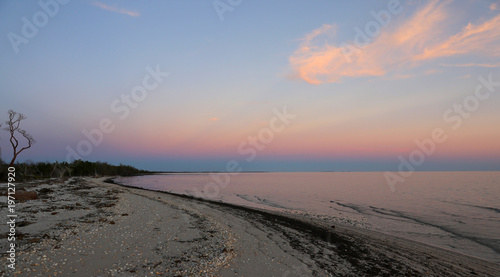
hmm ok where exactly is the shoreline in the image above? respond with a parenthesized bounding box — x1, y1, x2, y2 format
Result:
(108, 176, 500, 263)
(107, 178, 500, 274)
(2, 177, 500, 276)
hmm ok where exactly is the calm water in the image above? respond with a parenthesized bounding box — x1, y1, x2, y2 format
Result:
(114, 172, 500, 263)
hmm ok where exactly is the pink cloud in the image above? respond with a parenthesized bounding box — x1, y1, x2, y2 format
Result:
(414, 13, 500, 60)
(289, 0, 500, 84)
(440, 62, 500, 68)
(93, 1, 140, 17)
(208, 117, 219, 121)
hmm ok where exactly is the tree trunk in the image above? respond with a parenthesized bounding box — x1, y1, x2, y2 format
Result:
(9, 153, 18, 168)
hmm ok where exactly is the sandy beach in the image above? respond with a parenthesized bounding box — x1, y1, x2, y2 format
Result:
(1, 177, 500, 276)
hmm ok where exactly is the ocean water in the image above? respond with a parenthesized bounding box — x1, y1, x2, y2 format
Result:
(114, 171, 500, 263)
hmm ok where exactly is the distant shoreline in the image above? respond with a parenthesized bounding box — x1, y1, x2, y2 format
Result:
(144, 170, 500, 174)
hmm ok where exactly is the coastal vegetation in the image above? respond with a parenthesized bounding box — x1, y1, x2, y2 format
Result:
(0, 159, 148, 181)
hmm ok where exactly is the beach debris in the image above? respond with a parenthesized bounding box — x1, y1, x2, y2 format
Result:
(15, 190, 38, 200)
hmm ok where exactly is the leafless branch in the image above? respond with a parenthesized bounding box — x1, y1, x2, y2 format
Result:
(4, 110, 35, 167)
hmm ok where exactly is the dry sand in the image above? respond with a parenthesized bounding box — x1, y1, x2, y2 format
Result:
(1, 177, 500, 276)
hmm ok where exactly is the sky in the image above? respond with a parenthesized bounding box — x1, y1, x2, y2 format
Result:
(1, 0, 499, 172)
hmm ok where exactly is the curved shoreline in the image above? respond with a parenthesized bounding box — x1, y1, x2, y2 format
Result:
(3, 177, 499, 276)
(107, 177, 500, 276)
(111, 172, 500, 264)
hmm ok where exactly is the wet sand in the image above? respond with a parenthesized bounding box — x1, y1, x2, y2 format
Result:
(1, 177, 499, 276)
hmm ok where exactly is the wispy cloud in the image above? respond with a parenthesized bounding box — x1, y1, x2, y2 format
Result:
(414, 13, 500, 60)
(93, 1, 140, 17)
(208, 117, 219, 121)
(440, 62, 500, 68)
(288, 0, 500, 84)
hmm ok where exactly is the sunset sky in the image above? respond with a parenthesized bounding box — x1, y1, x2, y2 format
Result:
(1, 0, 499, 171)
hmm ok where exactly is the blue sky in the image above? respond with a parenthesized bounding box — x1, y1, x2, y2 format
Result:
(1, 0, 499, 172)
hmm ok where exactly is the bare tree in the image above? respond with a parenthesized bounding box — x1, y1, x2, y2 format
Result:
(4, 110, 36, 167)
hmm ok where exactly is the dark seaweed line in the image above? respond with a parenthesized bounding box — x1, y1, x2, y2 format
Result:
(105, 178, 415, 275)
